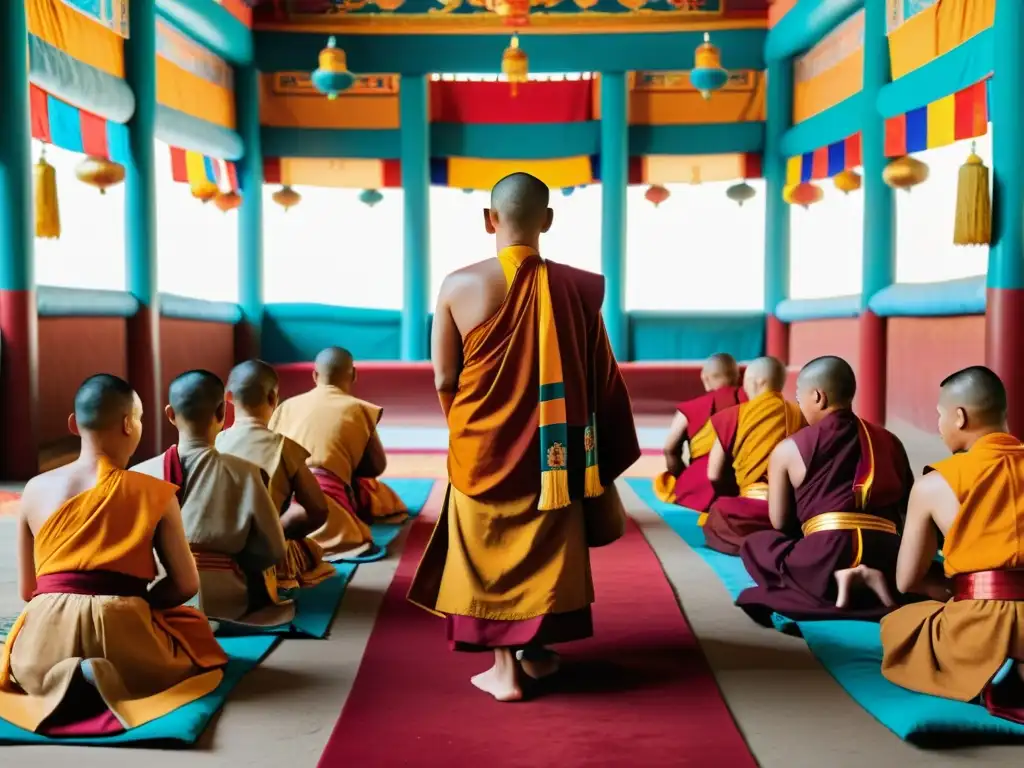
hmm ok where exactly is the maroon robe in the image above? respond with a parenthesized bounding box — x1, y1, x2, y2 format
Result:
(736, 409, 913, 626)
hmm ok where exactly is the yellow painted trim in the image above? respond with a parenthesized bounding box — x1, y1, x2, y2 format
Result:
(157, 57, 236, 129)
(260, 75, 400, 129)
(792, 51, 863, 124)
(27, 0, 124, 78)
(888, 0, 994, 80)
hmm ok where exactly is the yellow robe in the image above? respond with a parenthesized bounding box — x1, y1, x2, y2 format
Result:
(0, 458, 227, 732)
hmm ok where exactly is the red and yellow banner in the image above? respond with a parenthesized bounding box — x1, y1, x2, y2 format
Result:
(786, 134, 862, 183)
(883, 79, 988, 157)
(169, 147, 239, 192)
(430, 79, 594, 124)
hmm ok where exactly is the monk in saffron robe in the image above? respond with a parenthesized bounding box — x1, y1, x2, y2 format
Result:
(0, 374, 226, 735)
(216, 360, 336, 591)
(702, 356, 805, 555)
(269, 347, 407, 561)
(135, 370, 293, 627)
(882, 366, 1024, 723)
(408, 172, 640, 702)
(654, 352, 746, 511)
(736, 356, 913, 625)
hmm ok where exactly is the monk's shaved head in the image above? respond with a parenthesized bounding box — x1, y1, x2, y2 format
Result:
(75, 374, 136, 431)
(314, 346, 354, 387)
(798, 356, 857, 408)
(226, 359, 279, 409)
(702, 353, 739, 389)
(743, 356, 787, 392)
(168, 370, 225, 425)
(489, 172, 551, 231)
(939, 366, 1007, 427)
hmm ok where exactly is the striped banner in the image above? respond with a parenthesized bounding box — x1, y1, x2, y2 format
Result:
(169, 147, 239, 192)
(786, 133, 862, 183)
(156, 19, 233, 90)
(29, 84, 128, 162)
(883, 78, 988, 157)
(59, 0, 129, 38)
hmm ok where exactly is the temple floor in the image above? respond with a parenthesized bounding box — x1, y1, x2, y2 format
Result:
(0, 421, 1013, 765)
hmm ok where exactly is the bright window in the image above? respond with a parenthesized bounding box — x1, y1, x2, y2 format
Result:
(263, 186, 404, 309)
(625, 181, 765, 311)
(789, 179, 863, 299)
(154, 141, 238, 302)
(33, 140, 125, 290)
(895, 133, 990, 284)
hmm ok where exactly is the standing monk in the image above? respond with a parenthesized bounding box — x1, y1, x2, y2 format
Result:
(269, 347, 407, 562)
(736, 357, 913, 625)
(654, 353, 746, 511)
(408, 172, 640, 702)
(0, 375, 226, 735)
(702, 356, 804, 555)
(882, 367, 1024, 723)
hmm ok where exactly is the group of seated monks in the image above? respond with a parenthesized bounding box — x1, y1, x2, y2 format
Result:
(0, 347, 405, 734)
(657, 353, 1024, 723)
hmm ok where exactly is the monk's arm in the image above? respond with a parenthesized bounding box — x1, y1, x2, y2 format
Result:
(431, 277, 462, 419)
(150, 496, 201, 608)
(354, 430, 387, 478)
(767, 440, 799, 531)
(16, 509, 36, 602)
(895, 475, 948, 598)
(663, 412, 689, 476)
(283, 464, 329, 538)
(706, 438, 728, 486)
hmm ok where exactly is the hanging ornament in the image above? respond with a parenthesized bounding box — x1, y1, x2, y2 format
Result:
(953, 142, 991, 246)
(645, 184, 670, 207)
(359, 188, 384, 207)
(562, 186, 575, 197)
(34, 150, 60, 239)
(312, 36, 355, 100)
(190, 179, 219, 203)
(75, 156, 125, 195)
(502, 33, 529, 97)
(832, 169, 862, 195)
(214, 190, 242, 213)
(883, 155, 929, 192)
(690, 32, 729, 100)
(782, 183, 797, 204)
(787, 182, 823, 209)
(725, 181, 756, 206)
(487, 0, 530, 26)
(272, 185, 302, 212)
(463, 188, 475, 194)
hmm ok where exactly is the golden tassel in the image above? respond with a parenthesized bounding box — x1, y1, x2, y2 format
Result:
(697, 512, 709, 527)
(34, 151, 60, 240)
(953, 142, 991, 246)
(585, 464, 604, 498)
(538, 469, 570, 511)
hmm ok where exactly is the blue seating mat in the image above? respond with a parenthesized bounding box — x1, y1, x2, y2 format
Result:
(334, 478, 436, 564)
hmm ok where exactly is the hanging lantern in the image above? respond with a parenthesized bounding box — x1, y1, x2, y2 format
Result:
(883, 155, 929, 192)
(689, 32, 729, 100)
(190, 179, 219, 203)
(833, 169, 862, 195)
(75, 156, 125, 195)
(359, 188, 384, 207)
(645, 184, 670, 207)
(34, 151, 60, 239)
(311, 36, 355, 100)
(214, 190, 242, 213)
(562, 186, 575, 197)
(463, 188, 475, 195)
(502, 33, 528, 97)
(787, 182, 823, 209)
(725, 181, 756, 207)
(953, 142, 991, 246)
(272, 185, 302, 212)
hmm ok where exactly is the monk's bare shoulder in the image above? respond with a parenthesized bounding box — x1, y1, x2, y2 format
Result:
(439, 259, 503, 300)
(440, 259, 507, 334)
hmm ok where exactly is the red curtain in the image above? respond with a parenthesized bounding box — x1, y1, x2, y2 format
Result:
(430, 79, 594, 124)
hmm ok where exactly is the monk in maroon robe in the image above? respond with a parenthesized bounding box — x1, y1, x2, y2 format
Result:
(736, 356, 913, 626)
(653, 353, 746, 511)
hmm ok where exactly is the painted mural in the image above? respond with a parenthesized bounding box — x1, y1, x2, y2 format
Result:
(59, 0, 129, 36)
(253, 0, 728, 20)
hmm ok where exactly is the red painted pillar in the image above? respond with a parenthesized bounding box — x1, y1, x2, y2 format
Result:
(765, 314, 789, 364)
(986, 289, 1024, 437)
(233, 320, 259, 364)
(857, 309, 887, 425)
(0, 292, 39, 479)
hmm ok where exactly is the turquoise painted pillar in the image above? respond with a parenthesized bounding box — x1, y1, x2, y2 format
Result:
(987, 0, 1024, 437)
(764, 59, 793, 362)
(600, 71, 628, 360)
(236, 64, 263, 363)
(0, 1, 39, 480)
(858, 0, 895, 425)
(400, 73, 430, 361)
(124, 1, 162, 456)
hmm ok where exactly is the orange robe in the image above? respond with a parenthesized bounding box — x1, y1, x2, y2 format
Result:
(653, 386, 747, 512)
(408, 246, 640, 650)
(881, 433, 1024, 723)
(702, 390, 805, 555)
(0, 458, 227, 735)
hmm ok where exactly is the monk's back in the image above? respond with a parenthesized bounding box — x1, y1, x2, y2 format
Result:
(446, 258, 510, 338)
(21, 463, 111, 535)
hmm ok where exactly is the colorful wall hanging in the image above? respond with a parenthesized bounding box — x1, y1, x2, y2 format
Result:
(599, 71, 766, 126)
(793, 8, 863, 124)
(883, 78, 988, 157)
(30, 84, 129, 163)
(786, 133, 862, 184)
(168, 146, 240, 194)
(887, 0, 992, 79)
(430, 78, 593, 124)
(30, 0, 125, 78)
(157, 18, 235, 129)
(59, 0, 128, 37)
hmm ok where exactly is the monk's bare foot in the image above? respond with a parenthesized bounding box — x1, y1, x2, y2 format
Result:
(516, 648, 561, 680)
(835, 565, 896, 609)
(470, 649, 522, 702)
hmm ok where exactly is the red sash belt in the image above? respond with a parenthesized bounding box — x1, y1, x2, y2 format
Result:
(191, 549, 243, 578)
(953, 570, 1024, 601)
(33, 570, 149, 599)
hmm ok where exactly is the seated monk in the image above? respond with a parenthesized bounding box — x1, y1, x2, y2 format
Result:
(0, 375, 226, 734)
(269, 346, 407, 561)
(134, 370, 293, 627)
(654, 352, 746, 511)
(216, 360, 336, 592)
(408, 172, 640, 702)
(702, 356, 805, 555)
(736, 356, 913, 626)
(882, 366, 1024, 723)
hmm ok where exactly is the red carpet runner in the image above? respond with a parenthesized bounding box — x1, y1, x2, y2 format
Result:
(319, 498, 756, 767)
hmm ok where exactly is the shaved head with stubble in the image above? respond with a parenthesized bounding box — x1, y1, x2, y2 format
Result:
(742, 356, 787, 399)
(937, 365, 1008, 452)
(314, 346, 355, 389)
(701, 353, 739, 390)
(795, 355, 856, 425)
(485, 173, 553, 239)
